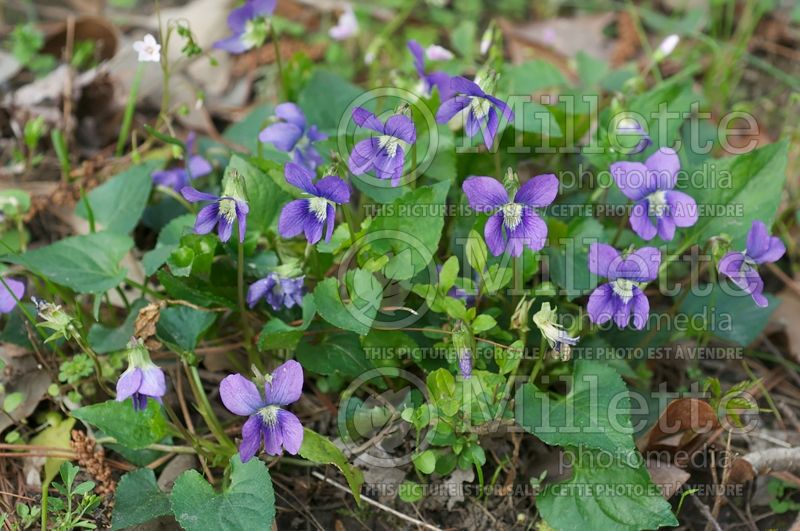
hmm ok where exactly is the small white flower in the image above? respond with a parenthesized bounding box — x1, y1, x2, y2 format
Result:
(329, 6, 358, 41)
(133, 34, 161, 63)
(655, 34, 680, 60)
(425, 44, 454, 61)
(364, 50, 375, 65)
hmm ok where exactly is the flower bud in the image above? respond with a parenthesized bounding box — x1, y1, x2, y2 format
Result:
(33, 298, 78, 343)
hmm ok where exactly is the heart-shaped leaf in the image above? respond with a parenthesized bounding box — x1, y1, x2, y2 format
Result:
(170, 454, 275, 531)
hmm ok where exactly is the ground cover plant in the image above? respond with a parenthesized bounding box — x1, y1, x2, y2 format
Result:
(1, 0, 800, 529)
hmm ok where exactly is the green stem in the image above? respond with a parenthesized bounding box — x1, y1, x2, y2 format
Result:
(529, 334, 547, 383)
(95, 437, 196, 454)
(156, 185, 196, 212)
(410, 142, 417, 188)
(116, 63, 143, 157)
(271, 26, 285, 99)
(75, 336, 114, 397)
(125, 277, 162, 299)
(237, 240, 258, 368)
(342, 204, 358, 247)
(186, 363, 236, 452)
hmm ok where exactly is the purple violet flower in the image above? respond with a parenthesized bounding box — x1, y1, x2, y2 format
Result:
(458, 348, 472, 379)
(347, 108, 416, 186)
(587, 244, 661, 329)
(718, 220, 786, 307)
(116, 338, 166, 411)
(151, 133, 212, 191)
(615, 117, 652, 155)
(462, 174, 558, 257)
(258, 103, 328, 171)
(181, 187, 249, 243)
(247, 273, 305, 311)
(611, 147, 698, 241)
(436, 74, 513, 150)
(0, 278, 24, 314)
(407, 40, 453, 100)
(214, 0, 275, 54)
(220, 360, 304, 461)
(278, 163, 350, 244)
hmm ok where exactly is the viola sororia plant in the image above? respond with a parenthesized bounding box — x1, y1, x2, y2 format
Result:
(1, 2, 797, 530)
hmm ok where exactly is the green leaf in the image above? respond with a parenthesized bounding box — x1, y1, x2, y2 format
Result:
(500, 60, 567, 94)
(545, 218, 604, 301)
(438, 256, 459, 293)
(75, 161, 160, 234)
(366, 182, 449, 280)
(576, 51, 609, 87)
(685, 140, 789, 248)
(412, 450, 436, 475)
(258, 294, 316, 351)
(222, 104, 282, 155)
(298, 70, 364, 132)
(8, 232, 132, 294)
(313, 269, 383, 335)
(2, 392, 23, 413)
(516, 360, 637, 461)
(465, 229, 488, 275)
(299, 428, 363, 505)
(31, 417, 75, 485)
(88, 299, 149, 354)
(538, 452, 677, 531)
(72, 399, 168, 450)
(471, 314, 497, 333)
(157, 270, 236, 309)
(142, 214, 195, 276)
(510, 100, 563, 136)
(230, 155, 290, 235)
(170, 454, 275, 531)
(679, 284, 777, 346)
(156, 305, 217, 353)
(296, 333, 375, 377)
(111, 469, 171, 530)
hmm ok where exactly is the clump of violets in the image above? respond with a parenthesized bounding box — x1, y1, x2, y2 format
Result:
(0, 277, 24, 314)
(214, 0, 275, 54)
(181, 173, 249, 243)
(116, 338, 166, 412)
(258, 103, 327, 171)
(278, 163, 350, 244)
(348, 107, 416, 186)
(220, 360, 304, 461)
(407, 40, 453, 100)
(611, 147, 697, 241)
(718, 220, 786, 307)
(247, 272, 305, 311)
(587, 244, 661, 329)
(436, 71, 513, 149)
(533, 302, 579, 361)
(151, 133, 212, 191)
(462, 169, 558, 257)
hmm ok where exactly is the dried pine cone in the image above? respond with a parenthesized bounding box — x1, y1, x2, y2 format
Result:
(70, 430, 116, 497)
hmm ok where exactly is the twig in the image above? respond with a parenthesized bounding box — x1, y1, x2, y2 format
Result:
(708, 431, 733, 530)
(734, 447, 800, 479)
(691, 495, 723, 531)
(311, 471, 444, 531)
(767, 262, 800, 298)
